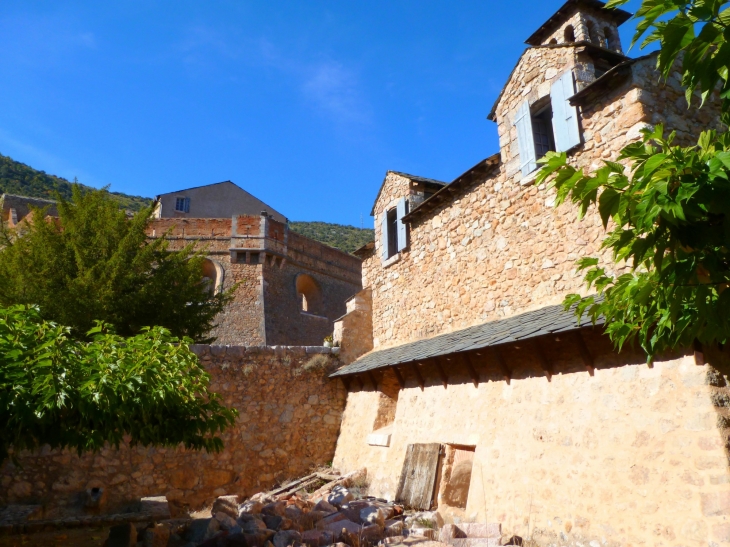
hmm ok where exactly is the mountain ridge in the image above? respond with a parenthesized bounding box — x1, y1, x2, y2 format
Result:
(0, 153, 374, 254)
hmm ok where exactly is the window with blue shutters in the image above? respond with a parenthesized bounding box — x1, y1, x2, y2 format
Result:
(381, 197, 409, 263)
(514, 70, 581, 177)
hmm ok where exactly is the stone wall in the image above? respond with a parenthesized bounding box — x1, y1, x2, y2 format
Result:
(147, 216, 361, 346)
(333, 335, 730, 547)
(0, 345, 346, 516)
(363, 49, 723, 350)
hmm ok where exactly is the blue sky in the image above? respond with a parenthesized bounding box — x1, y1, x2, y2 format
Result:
(0, 0, 647, 226)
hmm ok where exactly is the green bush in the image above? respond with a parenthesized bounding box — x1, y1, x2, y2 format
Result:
(0, 304, 237, 463)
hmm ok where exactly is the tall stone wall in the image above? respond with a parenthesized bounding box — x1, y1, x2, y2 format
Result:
(0, 345, 346, 516)
(333, 335, 730, 547)
(147, 216, 361, 346)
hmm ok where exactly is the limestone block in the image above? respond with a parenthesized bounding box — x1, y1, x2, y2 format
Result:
(360, 506, 385, 527)
(212, 495, 240, 520)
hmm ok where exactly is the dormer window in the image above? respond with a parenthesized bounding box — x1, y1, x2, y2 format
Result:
(381, 197, 409, 262)
(175, 197, 190, 213)
(514, 71, 581, 177)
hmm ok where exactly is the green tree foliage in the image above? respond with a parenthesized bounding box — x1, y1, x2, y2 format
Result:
(289, 221, 374, 253)
(0, 153, 150, 212)
(537, 0, 730, 359)
(0, 304, 236, 463)
(0, 185, 231, 342)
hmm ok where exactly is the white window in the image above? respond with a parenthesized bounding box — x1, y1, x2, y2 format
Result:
(381, 197, 409, 262)
(514, 71, 581, 177)
(175, 197, 190, 213)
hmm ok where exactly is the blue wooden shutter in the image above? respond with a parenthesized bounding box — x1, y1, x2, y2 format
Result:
(184, 197, 191, 213)
(381, 211, 389, 261)
(551, 71, 581, 152)
(515, 101, 537, 177)
(397, 198, 408, 252)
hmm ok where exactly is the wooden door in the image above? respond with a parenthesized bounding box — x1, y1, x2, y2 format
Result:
(395, 443, 442, 510)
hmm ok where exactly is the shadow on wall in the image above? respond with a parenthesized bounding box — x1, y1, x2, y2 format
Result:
(296, 274, 322, 316)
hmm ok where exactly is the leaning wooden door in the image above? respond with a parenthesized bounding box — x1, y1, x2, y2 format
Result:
(395, 443, 441, 510)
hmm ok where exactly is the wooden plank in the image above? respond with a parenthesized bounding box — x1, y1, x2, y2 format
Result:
(433, 359, 449, 389)
(395, 443, 442, 510)
(410, 363, 425, 390)
(269, 473, 318, 496)
(392, 367, 406, 389)
(574, 331, 595, 376)
(461, 353, 480, 387)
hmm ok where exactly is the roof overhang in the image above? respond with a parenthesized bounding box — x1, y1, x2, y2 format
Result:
(369, 171, 447, 217)
(403, 154, 501, 223)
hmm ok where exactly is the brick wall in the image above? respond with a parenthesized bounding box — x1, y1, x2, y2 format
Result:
(0, 346, 346, 516)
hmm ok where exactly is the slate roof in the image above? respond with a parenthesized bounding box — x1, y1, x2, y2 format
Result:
(330, 302, 603, 377)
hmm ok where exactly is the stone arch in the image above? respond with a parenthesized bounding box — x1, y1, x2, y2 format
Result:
(296, 273, 323, 315)
(564, 25, 575, 43)
(202, 258, 224, 295)
(604, 26, 618, 50)
(549, 38, 558, 45)
(585, 20, 597, 44)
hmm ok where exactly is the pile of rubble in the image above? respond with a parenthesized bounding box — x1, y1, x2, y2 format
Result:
(167, 470, 492, 547)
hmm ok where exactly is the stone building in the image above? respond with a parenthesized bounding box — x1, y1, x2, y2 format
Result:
(148, 213, 362, 346)
(152, 180, 287, 224)
(0, 193, 58, 227)
(330, 1, 730, 545)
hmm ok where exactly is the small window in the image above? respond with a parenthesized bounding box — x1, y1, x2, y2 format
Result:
(175, 197, 190, 213)
(564, 25, 575, 43)
(531, 103, 556, 159)
(386, 208, 398, 258)
(549, 38, 558, 45)
(604, 27, 618, 50)
(585, 20, 597, 44)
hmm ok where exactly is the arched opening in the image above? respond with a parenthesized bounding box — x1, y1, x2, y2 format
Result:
(549, 38, 558, 45)
(296, 274, 322, 315)
(604, 27, 618, 50)
(585, 21, 597, 44)
(202, 259, 224, 296)
(564, 25, 575, 43)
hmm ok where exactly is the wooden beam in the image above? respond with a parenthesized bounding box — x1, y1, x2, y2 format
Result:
(492, 347, 511, 384)
(574, 331, 595, 376)
(340, 376, 351, 391)
(410, 362, 425, 390)
(392, 366, 406, 389)
(531, 340, 552, 382)
(694, 340, 705, 366)
(433, 359, 449, 389)
(461, 353, 480, 388)
(367, 370, 379, 390)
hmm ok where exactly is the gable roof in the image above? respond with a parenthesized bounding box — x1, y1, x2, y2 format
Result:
(525, 0, 632, 46)
(486, 42, 629, 122)
(403, 154, 501, 223)
(331, 301, 603, 378)
(155, 180, 286, 222)
(369, 171, 448, 217)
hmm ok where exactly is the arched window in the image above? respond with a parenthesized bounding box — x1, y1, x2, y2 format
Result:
(202, 259, 224, 296)
(564, 25, 575, 43)
(549, 38, 558, 45)
(604, 27, 618, 50)
(296, 274, 322, 315)
(585, 21, 597, 44)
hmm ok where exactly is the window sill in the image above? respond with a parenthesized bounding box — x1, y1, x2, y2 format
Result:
(382, 253, 402, 269)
